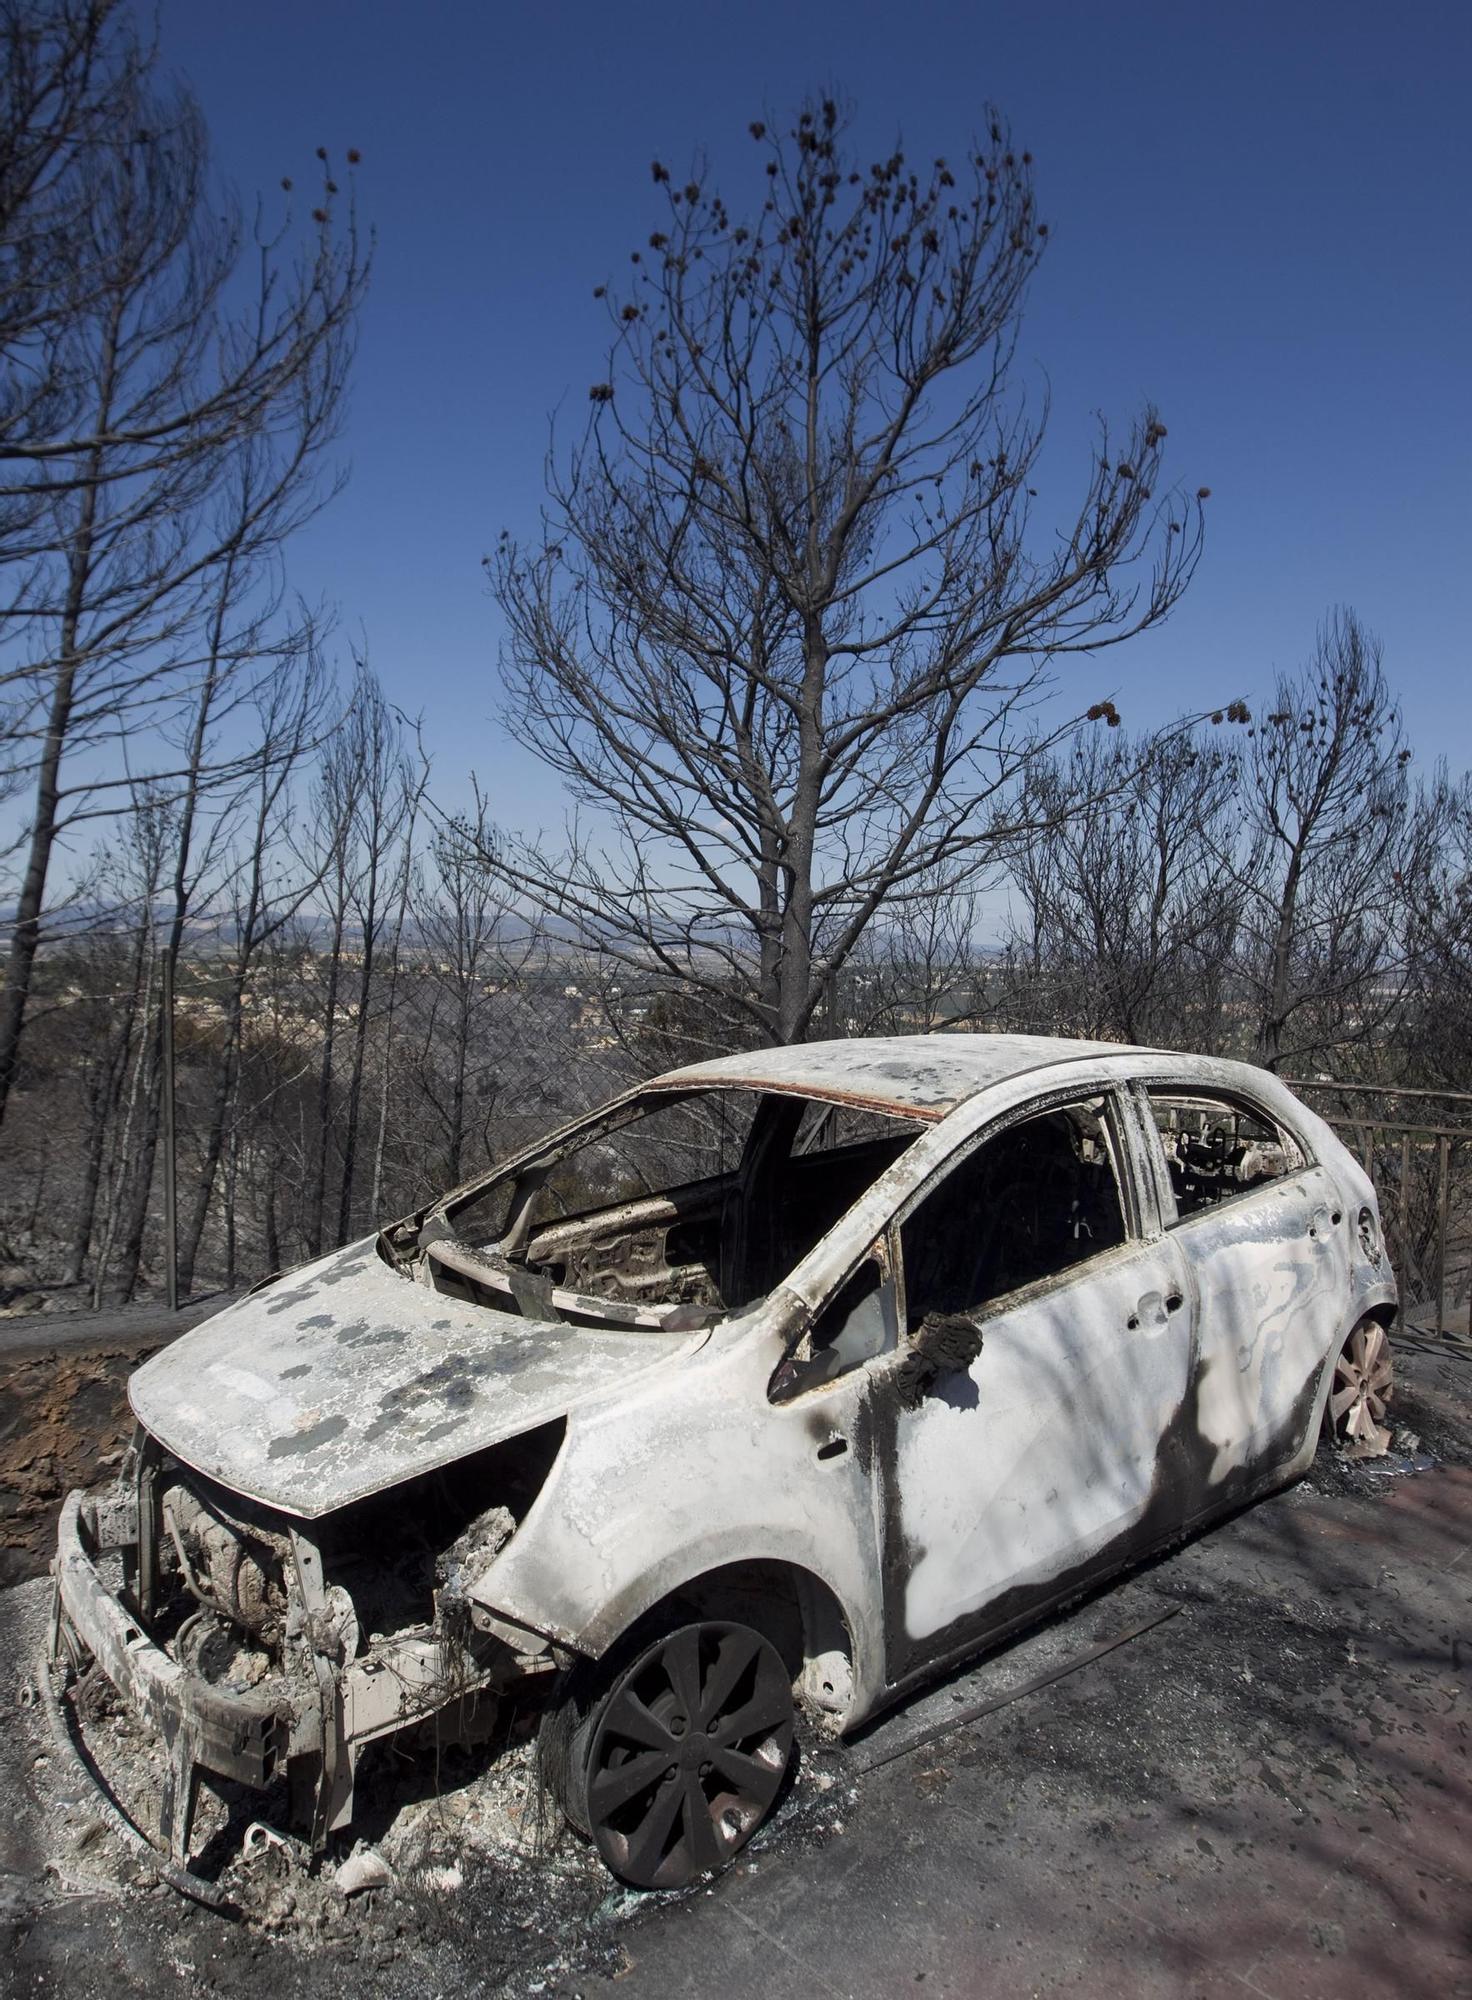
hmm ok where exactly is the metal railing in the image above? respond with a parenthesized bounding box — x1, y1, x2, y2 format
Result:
(1287, 1079, 1472, 1340)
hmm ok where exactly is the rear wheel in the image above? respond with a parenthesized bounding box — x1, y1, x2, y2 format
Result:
(1325, 1320, 1395, 1457)
(545, 1618, 795, 1889)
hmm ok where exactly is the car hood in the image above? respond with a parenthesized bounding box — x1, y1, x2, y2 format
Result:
(128, 1238, 693, 1517)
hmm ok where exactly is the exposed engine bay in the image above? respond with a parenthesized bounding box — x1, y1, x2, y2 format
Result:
(52, 1422, 567, 1864)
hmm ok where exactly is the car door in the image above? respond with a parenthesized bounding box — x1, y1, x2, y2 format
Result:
(876, 1085, 1196, 1685)
(1135, 1081, 1350, 1498)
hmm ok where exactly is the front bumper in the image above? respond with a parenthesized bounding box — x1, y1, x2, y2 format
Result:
(51, 1488, 305, 1860)
(51, 1480, 529, 1869)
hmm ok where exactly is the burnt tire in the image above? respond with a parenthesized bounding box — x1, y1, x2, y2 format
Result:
(540, 1618, 795, 1890)
(1321, 1318, 1395, 1457)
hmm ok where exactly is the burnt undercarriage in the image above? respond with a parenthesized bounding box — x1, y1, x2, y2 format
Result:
(50, 1426, 565, 1869)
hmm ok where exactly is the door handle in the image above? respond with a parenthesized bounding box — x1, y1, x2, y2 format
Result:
(816, 1436, 848, 1462)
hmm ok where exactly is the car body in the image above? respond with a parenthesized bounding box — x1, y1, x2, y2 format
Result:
(51, 1034, 1397, 1886)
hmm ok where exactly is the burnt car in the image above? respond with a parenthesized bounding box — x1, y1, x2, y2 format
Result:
(51, 1035, 1397, 1890)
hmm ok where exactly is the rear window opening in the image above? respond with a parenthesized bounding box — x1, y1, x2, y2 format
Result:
(412, 1086, 927, 1330)
(1147, 1090, 1304, 1220)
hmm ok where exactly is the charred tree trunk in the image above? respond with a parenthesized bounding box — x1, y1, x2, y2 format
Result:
(66, 924, 150, 1287)
(305, 902, 347, 1260)
(262, 1150, 282, 1277)
(1260, 845, 1305, 1074)
(116, 572, 236, 1300)
(176, 993, 244, 1294)
(0, 329, 111, 1126)
(222, 1114, 241, 1291)
(335, 863, 379, 1246)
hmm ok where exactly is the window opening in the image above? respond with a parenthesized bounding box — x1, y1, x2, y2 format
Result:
(900, 1095, 1126, 1328)
(1146, 1091, 1300, 1220)
(771, 1250, 898, 1398)
(428, 1086, 923, 1329)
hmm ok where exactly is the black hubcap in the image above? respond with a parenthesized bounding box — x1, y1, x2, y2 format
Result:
(586, 1621, 795, 1888)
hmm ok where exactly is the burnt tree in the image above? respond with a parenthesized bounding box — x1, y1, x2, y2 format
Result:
(1236, 612, 1412, 1072)
(1001, 724, 1247, 1049)
(0, 0, 363, 1130)
(490, 96, 1205, 1045)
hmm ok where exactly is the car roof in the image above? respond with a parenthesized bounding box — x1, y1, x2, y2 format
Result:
(653, 1032, 1166, 1121)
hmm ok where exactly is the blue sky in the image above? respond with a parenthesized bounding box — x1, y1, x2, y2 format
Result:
(156, 0, 1471, 828)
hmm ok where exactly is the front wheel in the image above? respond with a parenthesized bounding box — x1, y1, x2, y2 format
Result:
(544, 1619, 795, 1889)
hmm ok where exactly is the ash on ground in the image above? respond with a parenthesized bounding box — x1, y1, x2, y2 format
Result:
(0, 1573, 856, 1998)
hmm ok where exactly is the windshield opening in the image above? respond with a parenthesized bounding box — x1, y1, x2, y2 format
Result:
(415, 1085, 925, 1329)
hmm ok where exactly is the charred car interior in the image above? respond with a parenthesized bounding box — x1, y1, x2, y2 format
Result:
(1147, 1089, 1301, 1215)
(48, 1037, 1398, 1895)
(404, 1086, 926, 1326)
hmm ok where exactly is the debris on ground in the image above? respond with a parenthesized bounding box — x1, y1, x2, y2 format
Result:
(333, 1846, 394, 1897)
(1357, 1446, 1438, 1478)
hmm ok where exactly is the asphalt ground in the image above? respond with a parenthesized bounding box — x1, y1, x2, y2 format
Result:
(0, 1295, 233, 1363)
(1, 1341, 1468, 1999)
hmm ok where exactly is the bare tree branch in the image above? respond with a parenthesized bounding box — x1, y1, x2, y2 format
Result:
(488, 94, 1205, 1043)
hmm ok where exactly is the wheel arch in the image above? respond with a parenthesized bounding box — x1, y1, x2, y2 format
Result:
(580, 1553, 862, 1729)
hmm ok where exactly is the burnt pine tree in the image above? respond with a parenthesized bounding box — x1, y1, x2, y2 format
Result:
(489, 96, 1207, 1045)
(1235, 611, 1412, 1072)
(0, 0, 363, 1131)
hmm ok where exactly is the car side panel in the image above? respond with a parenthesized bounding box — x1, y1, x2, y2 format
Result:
(1177, 1165, 1351, 1488)
(466, 1303, 890, 1708)
(884, 1229, 1195, 1676)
